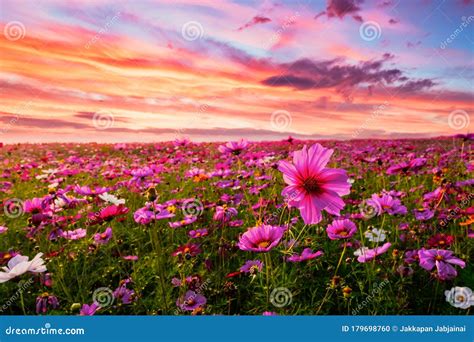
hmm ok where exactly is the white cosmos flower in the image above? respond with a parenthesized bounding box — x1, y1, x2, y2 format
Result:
(0, 253, 47, 283)
(98, 193, 125, 205)
(354, 247, 370, 257)
(445, 286, 474, 309)
(364, 228, 387, 243)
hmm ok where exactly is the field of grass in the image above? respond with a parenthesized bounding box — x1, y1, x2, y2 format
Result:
(0, 137, 472, 315)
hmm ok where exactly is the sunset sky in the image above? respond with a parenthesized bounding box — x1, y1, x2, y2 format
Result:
(0, 0, 472, 143)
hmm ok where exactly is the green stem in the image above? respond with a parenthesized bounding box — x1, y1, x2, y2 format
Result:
(316, 244, 347, 314)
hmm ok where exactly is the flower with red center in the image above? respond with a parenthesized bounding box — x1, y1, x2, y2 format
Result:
(326, 219, 357, 240)
(278, 144, 351, 225)
(237, 224, 285, 252)
(427, 233, 454, 248)
(172, 243, 202, 258)
(88, 205, 129, 225)
(418, 249, 465, 280)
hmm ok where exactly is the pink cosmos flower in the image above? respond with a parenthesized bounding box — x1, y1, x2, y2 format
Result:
(23, 198, 45, 214)
(213, 205, 238, 222)
(176, 290, 206, 311)
(366, 194, 407, 216)
(93, 227, 113, 244)
(0, 226, 7, 234)
(354, 242, 391, 263)
(326, 219, 357, 240)
(237, 225, 285, 252)
(122, 255, 139, 261)
(80, 302, 100, 316)
(218, 139, 249, 155)
(278, 144, 351, 225)
(418, 249, 466, 280)
(62, 228, 87, 240)
(169, 215, 197, 228)
(287, 248, 323, 262)
(188, 228, 208, 238)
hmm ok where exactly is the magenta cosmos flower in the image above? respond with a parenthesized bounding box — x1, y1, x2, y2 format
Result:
(176, 290, 206, 311)
(93, 227, 112, 244)
(218, 139, 249, 155)
(237, 225, 285, 252)
(240, 260, 264, 274)
(366, 194, 407, 216)
(287, 248, 323, 262)
(326, 219, 357, 240)
(278, 144, 351, 225)
(418, 249, 466, 280)
(62, 228, 87, 240)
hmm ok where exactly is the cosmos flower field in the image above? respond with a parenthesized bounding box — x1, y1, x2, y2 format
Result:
(0, 136, 472, 315)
